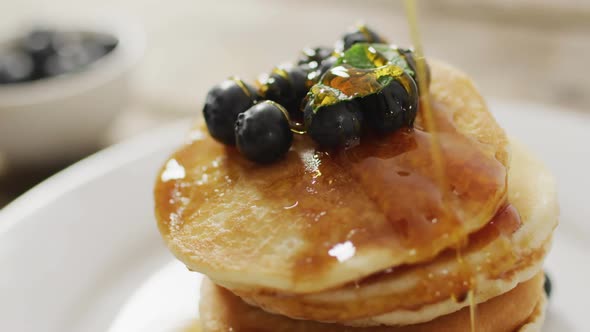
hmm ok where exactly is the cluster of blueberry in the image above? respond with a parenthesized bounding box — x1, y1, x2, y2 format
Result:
(0, 28, 117, 84)
(203, 25, 429, 164)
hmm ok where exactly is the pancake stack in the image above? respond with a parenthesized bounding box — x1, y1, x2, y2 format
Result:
(154, 61, 558, 331)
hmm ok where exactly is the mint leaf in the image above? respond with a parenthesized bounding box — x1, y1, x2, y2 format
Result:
(309, 44, 416, 112)
(336, 43, 414, 75)
(337, 43, 377, 69)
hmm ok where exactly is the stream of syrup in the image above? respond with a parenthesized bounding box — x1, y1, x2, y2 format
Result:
(403, 0, 447, 191)
(403, 1, 476, 331)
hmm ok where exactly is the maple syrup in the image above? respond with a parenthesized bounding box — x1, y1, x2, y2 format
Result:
(404, 1, 474, 330)
(403, 0, 446, 189)
(156, 99, 507, 291)
(307, 63, 412, 111)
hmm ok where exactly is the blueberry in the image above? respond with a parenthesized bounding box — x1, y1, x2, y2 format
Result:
(304, 99, 364, 148)
(203, 78, 259, 145)
(235, 101, 293, 163)
(44, 43, 94, 77)
(297, 47, 333, 69)
(361, 74, 418, 133)
(260, 65, 309, 121)
(0, 50, 34, 84)
(20, 28, 57, 79)
(20, 28, 56, 59)
(398, 48, 431, 90)
(46, 32, 113, 77)
(340, 25, 385, 51)
(544, 272, 552, 298)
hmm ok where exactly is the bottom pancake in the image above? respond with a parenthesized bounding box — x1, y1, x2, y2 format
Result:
(199, 273, 545, 332)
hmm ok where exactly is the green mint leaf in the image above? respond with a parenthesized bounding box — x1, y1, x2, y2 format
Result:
(336, 43, 377, 69)
(336, 43, 413, 75)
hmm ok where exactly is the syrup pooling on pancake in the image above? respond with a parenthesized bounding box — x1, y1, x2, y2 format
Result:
(229, 143, 556, 323)
(293, 103, 507, 279)
(155, 86, 508, 292)
(353, 205, 522, 298)
(230, 203, 532, 323)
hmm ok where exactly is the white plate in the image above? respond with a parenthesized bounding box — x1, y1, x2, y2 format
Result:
(0, 101, 589, 332)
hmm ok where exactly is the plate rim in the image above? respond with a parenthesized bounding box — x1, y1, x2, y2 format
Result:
(0, 118, 191, 235)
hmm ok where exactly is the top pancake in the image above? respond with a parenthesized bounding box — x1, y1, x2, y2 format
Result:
(154, 60, 510, 293)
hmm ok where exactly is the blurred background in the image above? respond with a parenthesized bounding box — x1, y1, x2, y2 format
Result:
(0, 0, 588, 207)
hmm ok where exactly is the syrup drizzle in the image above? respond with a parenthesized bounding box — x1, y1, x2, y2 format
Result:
(231, 76, 254, 100)
(468, 289, 477, 332)
(404, 1, 475, 331)
(403, 0, 447, 191)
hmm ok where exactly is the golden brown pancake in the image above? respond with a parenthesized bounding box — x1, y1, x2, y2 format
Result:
(155, 56, 556, 331)
(155, 60, 510, 294)
(199, 273, 546, 332)
(226, 140, 557, 325)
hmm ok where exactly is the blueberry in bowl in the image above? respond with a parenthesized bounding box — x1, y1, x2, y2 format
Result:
(0, 17, 144, 167)
(0, 27, 119, 85)
(0, 49, 34, 84)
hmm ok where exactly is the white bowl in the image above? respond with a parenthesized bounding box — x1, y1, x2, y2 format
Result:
(0, 17, 145, 167)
